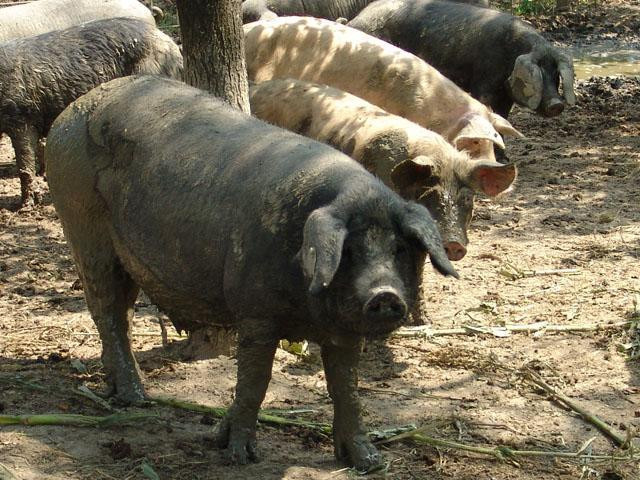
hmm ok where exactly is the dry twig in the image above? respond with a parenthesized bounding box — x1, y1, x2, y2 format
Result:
(393, 321, 631, 338)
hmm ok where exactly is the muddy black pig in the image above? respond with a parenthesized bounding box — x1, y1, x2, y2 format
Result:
(349, 0, 576, 118)
(0, 17, 182, 206)
(45, 75, 457, 470)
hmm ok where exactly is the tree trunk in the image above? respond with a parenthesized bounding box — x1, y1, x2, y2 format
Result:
(176, 0, 250, 113)
(172, 0, 248, 358)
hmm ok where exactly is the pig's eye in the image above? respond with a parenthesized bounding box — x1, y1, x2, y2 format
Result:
(395, 243, 408, 256)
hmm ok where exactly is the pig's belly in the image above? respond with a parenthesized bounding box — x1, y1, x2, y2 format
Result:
(109, 231, 234, 332)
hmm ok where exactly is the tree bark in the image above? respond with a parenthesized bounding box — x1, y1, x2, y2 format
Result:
(176, 0, 250, 113)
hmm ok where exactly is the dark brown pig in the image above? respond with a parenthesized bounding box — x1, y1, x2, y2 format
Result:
(250, 78, 517, 261)
(45, 75, 457, 470)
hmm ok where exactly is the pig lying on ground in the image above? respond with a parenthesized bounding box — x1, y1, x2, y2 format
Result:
(0, 0, 154, 42)
(0, 17, 182, 206)
(348, 0, 575, 118)
(46, 75, 457, 470)
(242, 0, 376, 22)
(250, 78, 517, 261)
(244, 17, 522, 163)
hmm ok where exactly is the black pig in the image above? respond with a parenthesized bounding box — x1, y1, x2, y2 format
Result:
(349, 0, 576, 118)
(46, 75, 457, 470)
(0, 17, 182, 206)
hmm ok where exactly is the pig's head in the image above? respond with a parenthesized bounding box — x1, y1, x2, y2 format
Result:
(507, 45, 576, 117)
(299, 186, 457, 337)
(450, 113, 523, 161)
(390, 153, 517, 261)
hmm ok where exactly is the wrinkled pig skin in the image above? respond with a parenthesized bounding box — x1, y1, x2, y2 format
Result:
(242, 0, 376, 23)
(0, 0, 154, 42)
(244, 17, 522, 164)
(46, 75, 457, 470)
(349, 0, 576, 118)
(0, 17, 182, 206)
(250, 78, 517, 261)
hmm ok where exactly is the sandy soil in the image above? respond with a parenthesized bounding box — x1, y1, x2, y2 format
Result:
(1, 2, 639, 479)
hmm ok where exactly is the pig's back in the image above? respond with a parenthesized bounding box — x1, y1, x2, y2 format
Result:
(244, 16, 479, 133)
(0, 0, 154, 42)
(47, 75, 366, 322)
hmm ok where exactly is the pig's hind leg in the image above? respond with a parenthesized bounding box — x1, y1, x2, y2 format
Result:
(64, 218, 145, 405)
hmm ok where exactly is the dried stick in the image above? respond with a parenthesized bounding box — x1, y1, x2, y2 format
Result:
(521, 367, 629, 448)
(393, 321, 631, 338)
(379, 426, 638, 463)
(0, 463, 20, 480)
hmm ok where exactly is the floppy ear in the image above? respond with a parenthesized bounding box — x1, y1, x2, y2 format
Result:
(454, 114, 505, 152)
(489, 112, 524, 139)
(390, 155, 436, 195)
(508, 52, 544, 110)
(299, 208, 348, 295)
(465, 160, 518, 197)
(555, 51, 576, 106)
(398, 203, 459, 278)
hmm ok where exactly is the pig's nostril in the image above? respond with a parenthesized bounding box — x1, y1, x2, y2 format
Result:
(444, 242, 467, 261)
(364, 289, 407, 320)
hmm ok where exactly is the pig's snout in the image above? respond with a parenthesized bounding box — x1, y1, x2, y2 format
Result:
(541, 97, 564, 117)
(363, 287, 407, 321)
(444, 241, 467, 261)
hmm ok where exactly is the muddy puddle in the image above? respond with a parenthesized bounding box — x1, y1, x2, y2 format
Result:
(571, 41, 640, 79)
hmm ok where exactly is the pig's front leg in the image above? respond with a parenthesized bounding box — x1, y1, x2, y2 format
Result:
(213, 323, 278, 464)
(321, 341, 381, 471)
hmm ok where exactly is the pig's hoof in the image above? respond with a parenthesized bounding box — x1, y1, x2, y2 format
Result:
(213, 416, 260, 464)
(335, 433, 382, 472)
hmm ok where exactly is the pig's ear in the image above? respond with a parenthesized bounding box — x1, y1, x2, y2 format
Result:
(554, 50, 576, 106)
(508, 52, 544, 110)
(489, 112, 524, 139)
(398, 204, 459, 278)
(300, 208, 348, 295)
(454, 114, 505, 152)
(465, 160, 517, 197)
(390, 155, 436, 194)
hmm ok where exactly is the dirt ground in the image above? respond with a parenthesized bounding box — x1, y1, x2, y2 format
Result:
(1, 2, 639, 480)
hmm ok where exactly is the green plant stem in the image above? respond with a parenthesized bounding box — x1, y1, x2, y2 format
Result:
(149, 395, 333, 435)
(0, 412, 156, 427)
